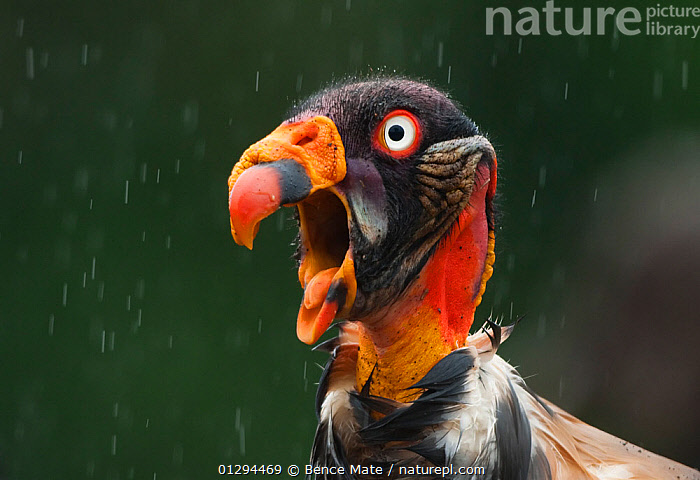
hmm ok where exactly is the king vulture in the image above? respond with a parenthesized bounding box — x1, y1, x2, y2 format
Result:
(227, 78, 699, 480)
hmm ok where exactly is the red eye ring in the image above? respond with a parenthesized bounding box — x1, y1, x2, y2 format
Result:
(373, 109, 422, 159)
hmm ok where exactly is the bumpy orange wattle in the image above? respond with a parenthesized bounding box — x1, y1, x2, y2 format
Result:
(228, 116, 356, 346)
(227, 116, 346, 200)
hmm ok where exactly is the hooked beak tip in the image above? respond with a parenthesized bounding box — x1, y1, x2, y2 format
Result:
(232, 230, 255, 250)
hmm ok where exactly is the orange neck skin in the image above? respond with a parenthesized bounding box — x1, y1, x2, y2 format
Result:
(355, 187, 494, 403)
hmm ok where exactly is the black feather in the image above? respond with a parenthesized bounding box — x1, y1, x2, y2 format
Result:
(357, 351, 477, 451)
(527, 447, 553, 480)
(410, 348, 476, 390)
(351, 393, 401, 417)
(406, 434, 449, 467)
(360, 363, 376, 397)
(494, 378, 533, 480)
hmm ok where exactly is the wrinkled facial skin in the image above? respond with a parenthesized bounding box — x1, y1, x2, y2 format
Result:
(286, 79, 484, 318)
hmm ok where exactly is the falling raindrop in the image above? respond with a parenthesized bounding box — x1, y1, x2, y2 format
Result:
(255, 71, 260, 92)
(558, 376, 564, 399)
(276, 210, 284, 231)
(509, 301, 514, 320)
(239, 425, 246, 455)
(173, 444, 184, 466)
(97, 281, 105, 301)
(258, 318, 262, 333)
(101, 330, 106, 353)
(124, 180, 130, 204)
(74, 168, 89, 192)
(168, 335, 173, 348)
(593, 188, 598, 202)
(113, 402, 119, 417)
(517, 38, 523, 54)
(18, 150, 23, 164)
(156, 168, 161, 183)
(564, 82, 569, 100)
(166, 235, 171, 249)
(62, 283, 68, 306)
(137, 309, 142, 327)
(538, 166, 547, 188)
(531, 189, 537, 207)
(136, 279, 145, 299)
(181, 101, 199, 133)
(48, 314, 55, 336)
(140, 163, 147, 183)
(16, 18, 24, 37)
(610, 28, 619, 52)
(109, 331, 115, 351)
(296, 73, 303, 93)
(447, 65, 452, 84)
(89, 198, 93, 210)
(321, 5, 333, 26)
(175, 159, 180, 174)
(437, 42, 444, 68)
(111, 434, 117, 455)
(82, 272, 87, 288)
(81, 44, 88, 66)
(91, 256, 96, 279)
(126, 295, 131, 311)
(142, 231, 146, 242)
(146, 418, 150, 428)
(681, 60, 688, 91)
(26, 48, 34, 80)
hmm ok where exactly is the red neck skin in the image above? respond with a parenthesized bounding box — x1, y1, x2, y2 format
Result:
(355, 182, 492, 402)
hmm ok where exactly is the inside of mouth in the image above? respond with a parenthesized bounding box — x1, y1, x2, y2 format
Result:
(297, 189, 350, 288)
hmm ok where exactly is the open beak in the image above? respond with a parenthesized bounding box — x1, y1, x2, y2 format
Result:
(228, 116, 357, 345)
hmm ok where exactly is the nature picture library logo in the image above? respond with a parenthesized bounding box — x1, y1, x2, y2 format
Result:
(486, 1, 700, 38)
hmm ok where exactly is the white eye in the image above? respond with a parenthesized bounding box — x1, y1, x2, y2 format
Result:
(383, 115, 417, 152)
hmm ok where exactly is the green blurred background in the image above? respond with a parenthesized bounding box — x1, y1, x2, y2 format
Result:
(0, 1, 698, 478)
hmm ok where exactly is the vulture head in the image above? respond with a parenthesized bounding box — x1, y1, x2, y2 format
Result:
(228, 78, 497, 401)
(227, 79, 700, 479)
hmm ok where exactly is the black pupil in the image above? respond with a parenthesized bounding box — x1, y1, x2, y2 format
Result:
(388, 124, 404, 142)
